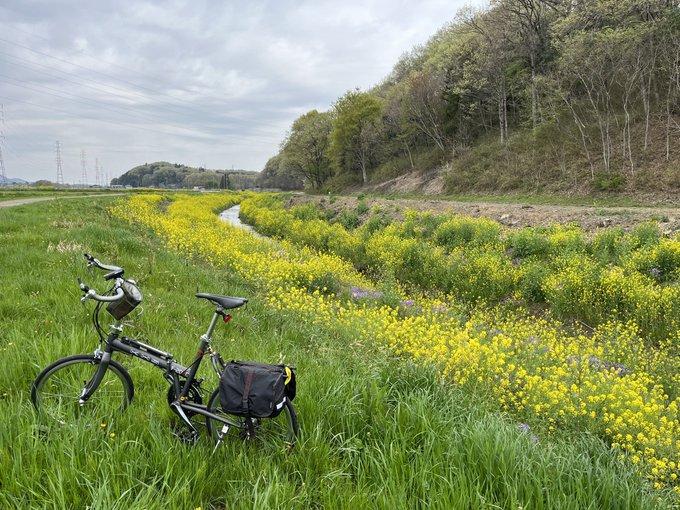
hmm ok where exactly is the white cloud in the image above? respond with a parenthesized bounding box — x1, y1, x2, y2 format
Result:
(0, 0, 487, 183)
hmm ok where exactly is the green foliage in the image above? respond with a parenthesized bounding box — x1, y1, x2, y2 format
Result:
(280, 110, 334, 190)
(7, 197, 674, 508)
(256, 155, 304, 190)
(591, 227, 631, 264)
(355, 200, 369, 216)
(244, 194, 680, 344)
(329, 90, 384, 184)
(508, 227, 551, 259)
(433, 215, 503, 251)
(112, 161, 258, 190)
(593, 172, 627, 192)
(265, 1, 680, 196)
(335, 209, 361, 230)
(363, 209, 392, 235)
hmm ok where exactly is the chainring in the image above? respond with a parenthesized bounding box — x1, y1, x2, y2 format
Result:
(167, 382, 203, 417)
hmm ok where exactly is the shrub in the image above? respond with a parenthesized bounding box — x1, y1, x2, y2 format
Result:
(507, 227, 551, 259)
(433, 216, 503, 251)
(591, 227, 630, 265)
(628, 222, 660, 249)
(546, 225, 587, 255)
(630, 238, 680, 283)
(362, 210, 392, 235)
(445, 247, 516, 304)
(517, 259, 551, 303)
(334, 209, 361, 230)
(291, 203, 324, 221)
(592, 172, 626, 192)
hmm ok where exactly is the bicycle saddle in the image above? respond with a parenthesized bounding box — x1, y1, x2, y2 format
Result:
(195, 293, 248, 309)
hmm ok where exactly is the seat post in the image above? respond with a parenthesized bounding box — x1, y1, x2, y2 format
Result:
(202, 308, 223, 342)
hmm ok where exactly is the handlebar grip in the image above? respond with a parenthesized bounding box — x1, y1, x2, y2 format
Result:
(82, 253, 124, 278)
(77, 277, 89, 292)
(82, 287, 125, 303)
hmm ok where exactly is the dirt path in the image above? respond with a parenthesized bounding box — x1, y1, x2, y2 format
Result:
(289, 195, 680, 233)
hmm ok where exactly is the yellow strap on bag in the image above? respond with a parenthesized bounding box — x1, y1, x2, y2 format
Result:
(284, 366, 292, 385)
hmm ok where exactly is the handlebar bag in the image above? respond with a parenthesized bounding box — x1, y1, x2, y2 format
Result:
(219, 361, 296, 418)
(106, 280, 143, 320)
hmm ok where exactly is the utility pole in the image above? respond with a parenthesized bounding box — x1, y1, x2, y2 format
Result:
(80, 149, 88, 187)
(55, 141, 64, 186)
(0, 104, 6, 183)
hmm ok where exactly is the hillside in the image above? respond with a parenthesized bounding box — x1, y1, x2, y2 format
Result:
(111, 161, 259, 190)
(264, 0, 680, 196)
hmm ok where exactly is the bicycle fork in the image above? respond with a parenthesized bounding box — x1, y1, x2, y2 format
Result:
(79, 348, 112, 405)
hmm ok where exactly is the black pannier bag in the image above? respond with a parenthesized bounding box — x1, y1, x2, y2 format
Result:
(219, 361, 296, 418)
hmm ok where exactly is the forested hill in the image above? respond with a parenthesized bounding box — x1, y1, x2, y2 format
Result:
(111, 162, 259, 190)
(262, 0, 680, 195)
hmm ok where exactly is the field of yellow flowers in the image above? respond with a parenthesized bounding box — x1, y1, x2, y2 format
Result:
(113, 192, 679, 497)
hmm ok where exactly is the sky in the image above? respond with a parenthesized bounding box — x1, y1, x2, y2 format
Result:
(0, 0, 487, 184)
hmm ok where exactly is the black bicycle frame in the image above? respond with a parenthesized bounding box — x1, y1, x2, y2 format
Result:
(81, 310, 240, 435)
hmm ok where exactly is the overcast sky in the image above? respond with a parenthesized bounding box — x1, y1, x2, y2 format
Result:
(0, 0, 487, 184)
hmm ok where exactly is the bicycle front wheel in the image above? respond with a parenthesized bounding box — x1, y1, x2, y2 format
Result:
(205, 389, 298, 448)
(31, 354, 134, 426)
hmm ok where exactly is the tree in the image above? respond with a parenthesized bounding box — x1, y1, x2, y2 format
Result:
(403, 70, 450, 151)
(330, 90, 383, 184)
(280, 110, 333, 190)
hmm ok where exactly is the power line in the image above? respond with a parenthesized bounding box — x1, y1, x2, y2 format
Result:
(0, 37, 200, 114)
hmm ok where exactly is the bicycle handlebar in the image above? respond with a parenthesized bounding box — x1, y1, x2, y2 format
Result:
(81, 287, 125, 303)
(84, 253, 124, 280)
(80, 253, 127, 303)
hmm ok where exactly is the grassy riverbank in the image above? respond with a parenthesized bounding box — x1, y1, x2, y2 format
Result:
(0, 195, 674, 509)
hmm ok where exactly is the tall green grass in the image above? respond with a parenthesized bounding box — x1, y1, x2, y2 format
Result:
(0, 197, 673, 509)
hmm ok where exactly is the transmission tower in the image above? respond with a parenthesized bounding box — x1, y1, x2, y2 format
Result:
(0, 104, 6, 183)
(80, 149, 88, 187)
(95, 158, 100, 186)
(54, 141, 64, 186)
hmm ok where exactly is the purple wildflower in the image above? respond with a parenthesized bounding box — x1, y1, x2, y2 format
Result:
(587, 356, 631, 376)
(517, 423, 531, 433)
(350, 286, 383, 301)
(401, 299, 415, 307)
(650, 268, 661, 277)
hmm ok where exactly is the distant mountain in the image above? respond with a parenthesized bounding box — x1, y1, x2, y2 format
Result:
(112, 161, 259, 190)
(0, 176, 29, 185)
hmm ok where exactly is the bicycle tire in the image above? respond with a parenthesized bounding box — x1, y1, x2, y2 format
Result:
(205, 388, 299, 447)
(31, 354, 134, 425)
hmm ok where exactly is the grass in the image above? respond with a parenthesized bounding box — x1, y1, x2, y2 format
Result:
(0, 196, 674, 509)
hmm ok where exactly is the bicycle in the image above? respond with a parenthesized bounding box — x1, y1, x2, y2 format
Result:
(30, 253, 299, 449)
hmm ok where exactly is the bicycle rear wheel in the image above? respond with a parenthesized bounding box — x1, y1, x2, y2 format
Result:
(31, 354, 134, 426)
(205, 389, 298, 447)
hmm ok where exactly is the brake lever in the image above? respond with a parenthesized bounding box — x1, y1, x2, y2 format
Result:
(77, 277, 89, 292)
(80, 289, 99, 303)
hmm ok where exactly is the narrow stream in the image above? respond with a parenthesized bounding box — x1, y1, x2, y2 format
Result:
(218, 204, 267, 239)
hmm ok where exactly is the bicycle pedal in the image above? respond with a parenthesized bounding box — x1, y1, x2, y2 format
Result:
(172, 428, 199, 444)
